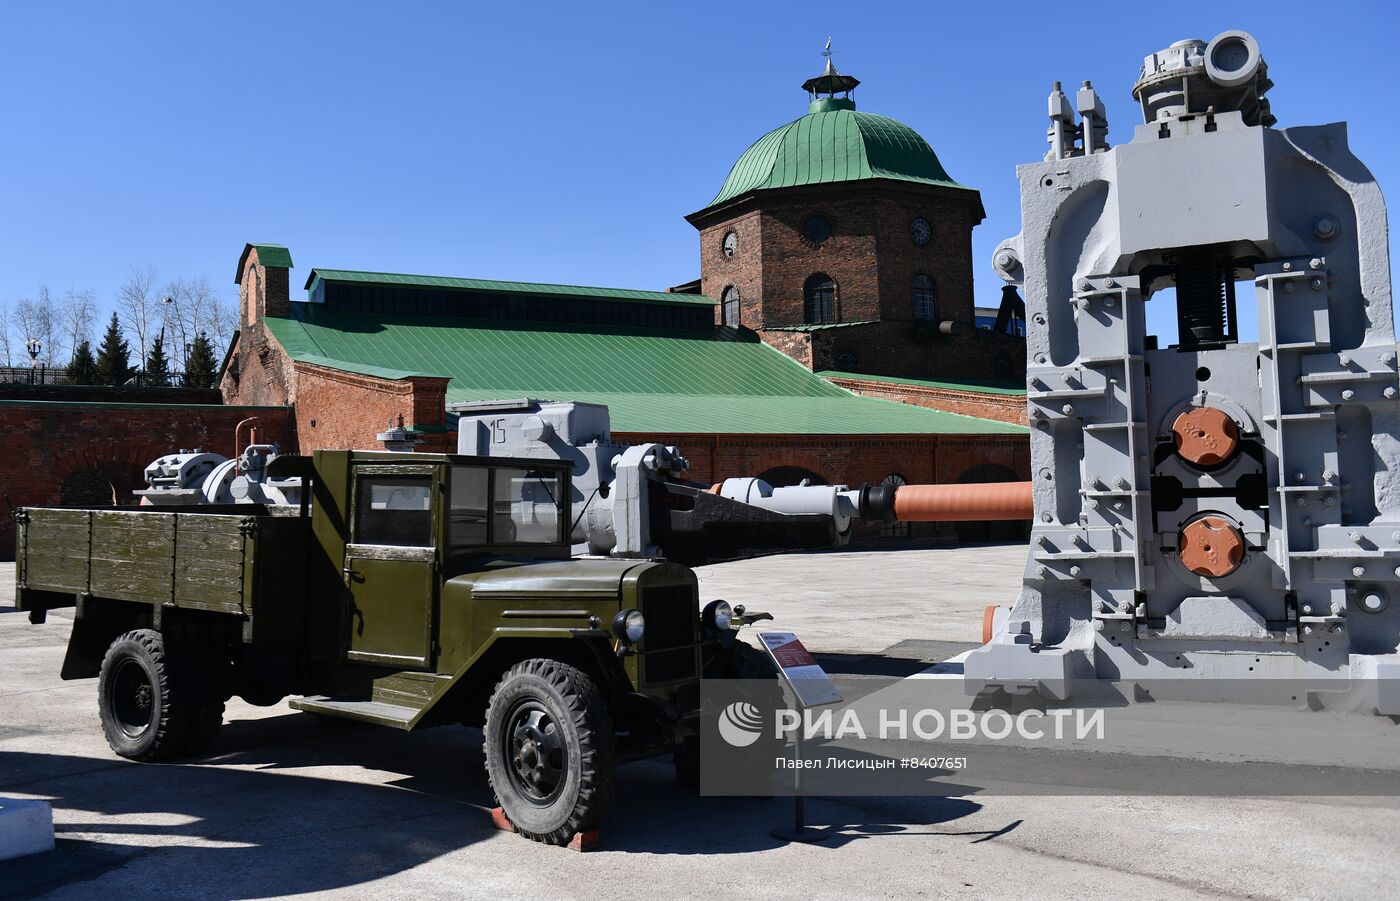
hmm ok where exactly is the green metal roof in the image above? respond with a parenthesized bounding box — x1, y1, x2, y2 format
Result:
(705, 106, 969, 209)
(305, 269, 717, 308)
(819, 370, 1027, 397)
(265, 304, 1024, 436)
(293, 354, 438, 381)
(236, 243, 293, 283)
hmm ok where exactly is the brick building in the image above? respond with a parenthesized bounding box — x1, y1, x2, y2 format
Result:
(684, 57, 1026, 425)
(221, 242, 1028, 540)
(211, 58, 1031, 541)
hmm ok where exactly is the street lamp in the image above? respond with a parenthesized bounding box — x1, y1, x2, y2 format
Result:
(25, 337, 41, 385)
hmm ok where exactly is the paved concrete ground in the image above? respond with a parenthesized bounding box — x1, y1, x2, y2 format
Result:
(3, 545, 1399, 900)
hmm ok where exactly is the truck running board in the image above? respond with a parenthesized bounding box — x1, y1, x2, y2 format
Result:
(290, 696, 419, 730)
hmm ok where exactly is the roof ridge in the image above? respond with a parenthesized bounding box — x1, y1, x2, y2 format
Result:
(304, 268, 716, 305)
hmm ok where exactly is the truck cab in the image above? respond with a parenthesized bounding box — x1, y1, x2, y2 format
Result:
(296, 451, 712, 746)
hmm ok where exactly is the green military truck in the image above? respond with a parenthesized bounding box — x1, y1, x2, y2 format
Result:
(15, 449, 771, 845)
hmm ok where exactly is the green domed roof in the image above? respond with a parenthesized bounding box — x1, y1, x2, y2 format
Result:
(707, 96, 968, 209)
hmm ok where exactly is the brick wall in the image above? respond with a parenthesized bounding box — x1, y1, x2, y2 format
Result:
(701, 209, 764, 329)
(292, 361, 450, 453)
(689, 181, 1023, 385)
(825, 375, 1028, 425)
(0, 401, 293, 559)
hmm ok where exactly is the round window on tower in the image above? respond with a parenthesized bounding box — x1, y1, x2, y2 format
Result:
(722, 230, 738, 258)
(911, 217, 932, 246)
(802, 215, 832, 245)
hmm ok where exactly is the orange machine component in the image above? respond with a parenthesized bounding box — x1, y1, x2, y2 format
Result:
(1179, 515, 1245, 578)
(981, 604, 999, 644)
(893, 482, 1035, 522)
(1171, 407, 1239, 467)
(233, 415, 261, 468)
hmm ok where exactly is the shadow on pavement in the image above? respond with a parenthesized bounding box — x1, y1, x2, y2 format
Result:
(0, 707, 996, 897)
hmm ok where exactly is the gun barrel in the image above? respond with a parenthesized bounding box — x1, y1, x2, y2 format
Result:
(893, 482, 1034, 522)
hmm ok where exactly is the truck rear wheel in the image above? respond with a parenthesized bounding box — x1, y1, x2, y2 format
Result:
(483, 659, 615, 845)
(97, 629, 193, 761)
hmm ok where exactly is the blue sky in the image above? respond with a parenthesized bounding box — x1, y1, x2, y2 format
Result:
(1, 0, 1395, 352)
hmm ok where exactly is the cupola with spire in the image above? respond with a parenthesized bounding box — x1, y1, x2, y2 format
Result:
(695, 41, 972, 213)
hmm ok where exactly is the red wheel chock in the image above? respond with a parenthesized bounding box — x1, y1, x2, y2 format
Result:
(489, 807, 599, 851)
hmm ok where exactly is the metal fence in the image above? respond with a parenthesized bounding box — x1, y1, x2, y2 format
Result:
(0, 366, 66, 385)
(0, 367, 197, 387)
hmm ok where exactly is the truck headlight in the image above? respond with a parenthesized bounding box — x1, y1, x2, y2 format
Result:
(703, 599, 733, 631)
(612, 608, 645, 644)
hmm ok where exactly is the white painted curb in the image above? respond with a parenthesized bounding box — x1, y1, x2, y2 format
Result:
(0, 798, 55, 861)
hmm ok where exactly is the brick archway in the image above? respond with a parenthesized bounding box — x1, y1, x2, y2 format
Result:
(741, 449, 840, 486)
(50, 438, 170, 507)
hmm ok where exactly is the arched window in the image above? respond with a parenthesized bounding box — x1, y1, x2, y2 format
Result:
(722, 286, 740, 327)
(913, 274, 936, 321)
(246, 264, 261, 326)
(804, 273, 837, 324)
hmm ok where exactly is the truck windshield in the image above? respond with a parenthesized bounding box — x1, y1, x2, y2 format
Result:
(449, 465, 564, 549)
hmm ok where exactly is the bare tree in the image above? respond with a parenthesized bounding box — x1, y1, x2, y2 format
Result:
(60, 287, 98, 362)
(116, 265, 160, 363)
(14, 290, 59, 366)
(209, 298, 238, 352)
(161, 274, 227, 369)
(0, 300, 12, 367)
(166, 272, 229, 356)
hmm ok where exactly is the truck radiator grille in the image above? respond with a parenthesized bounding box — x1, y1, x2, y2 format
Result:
(641, 584, 698, 683)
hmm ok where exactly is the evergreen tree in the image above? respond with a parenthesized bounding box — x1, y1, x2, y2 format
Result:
(145, 333, 171, 387)
(184, 331, 218, 388)
(66, 340, 96, 384)
(93, 313, 134, 386)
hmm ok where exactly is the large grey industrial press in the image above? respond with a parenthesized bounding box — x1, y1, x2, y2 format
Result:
(970, 31, 1400, 712)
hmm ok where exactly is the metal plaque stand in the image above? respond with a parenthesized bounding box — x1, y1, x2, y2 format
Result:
(769, 721, 832, 843)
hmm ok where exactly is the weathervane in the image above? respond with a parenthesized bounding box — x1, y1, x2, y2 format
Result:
(802, 37, 859, 101)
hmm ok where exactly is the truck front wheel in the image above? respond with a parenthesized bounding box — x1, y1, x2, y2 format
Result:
(483, 659, 615, 845)
(97, 629, 192, 761)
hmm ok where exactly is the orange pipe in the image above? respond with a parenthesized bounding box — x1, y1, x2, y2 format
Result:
(893, 481, 1034, 522)
(233, 416, 261, 470)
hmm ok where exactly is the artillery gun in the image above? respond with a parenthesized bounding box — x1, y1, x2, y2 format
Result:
(975, 29, 1400, 714)
(451, 398, 1032, 563)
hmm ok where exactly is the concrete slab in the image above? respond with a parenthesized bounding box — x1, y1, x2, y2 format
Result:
(0, 798, 54, 861)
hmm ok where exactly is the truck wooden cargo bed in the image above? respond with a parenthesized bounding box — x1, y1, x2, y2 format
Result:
(16, 506, 309, 640)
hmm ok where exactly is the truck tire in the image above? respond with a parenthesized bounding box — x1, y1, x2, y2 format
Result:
(97, 629, 193, 761)
(483, 659, 615, 845)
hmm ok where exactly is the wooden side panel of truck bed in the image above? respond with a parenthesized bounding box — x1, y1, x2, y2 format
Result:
(18, 508, 309, 637)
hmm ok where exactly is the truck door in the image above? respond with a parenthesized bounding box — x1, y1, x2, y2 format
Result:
(343, 464, 438, 668)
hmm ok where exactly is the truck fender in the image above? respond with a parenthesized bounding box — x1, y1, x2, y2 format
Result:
(61, 597, 153, 680)
(429, 632, 625, 728)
